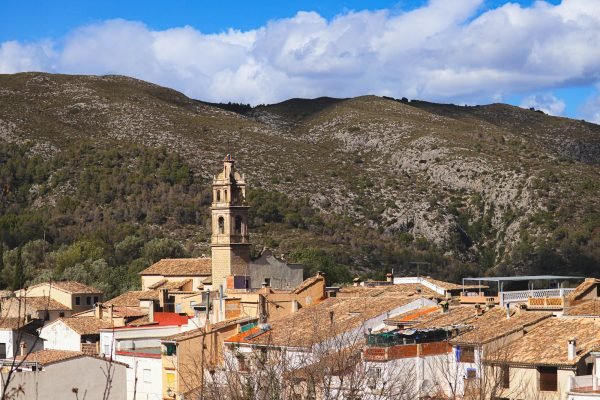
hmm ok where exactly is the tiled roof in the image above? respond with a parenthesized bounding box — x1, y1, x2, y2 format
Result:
(14, 349, 128, 367)
(564, 300, 600, 316)
(59, 317, 114, 335)
(412, 306, 479, 330)
(25, 281, 102, 294)
(451, 308, 551, 346)
(104, 290, 159, 307)
(114, 312, 189, 329)
(15, 349, 85, 366)
(139, 258, 211, 276)
(0, 318, 34, 330)
(422, 277, 486, 291)
(148, 279, 192, 290)
(3, 296, 71, 313)
(500, 317, 600, 366)
(567, 278, 599, 302)
(338, 283, 440, 298)
(291, 275, 325, 294)
(226, 297, 418, 348)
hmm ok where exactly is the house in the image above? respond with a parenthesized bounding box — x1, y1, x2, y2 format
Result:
(0, 296, 72, 321)
(0, 349, 127, 400)
(99, 312, 194, 400)
(495, 317, 600, 400)
(220, 296, 436, 399)
(246, 248, 304, 290)
(160, 316, 258, 399)
(0, 318, 44, 359)
(40, 316, 114, 354)
(139, 258, 212, 291)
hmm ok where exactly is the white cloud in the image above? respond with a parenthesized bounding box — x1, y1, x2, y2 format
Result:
(580, 92, 600, 123)
(1, 0, 600, 106)
(520, 93, 566, 116)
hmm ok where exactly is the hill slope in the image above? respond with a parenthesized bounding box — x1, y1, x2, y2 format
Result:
(0, 72, 598, 294)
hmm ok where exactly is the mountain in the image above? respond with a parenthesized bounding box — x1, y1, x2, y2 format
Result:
(0, 72, 598, 294)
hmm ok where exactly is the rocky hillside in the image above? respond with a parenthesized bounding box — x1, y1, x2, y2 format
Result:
(0, 72, 598, 292)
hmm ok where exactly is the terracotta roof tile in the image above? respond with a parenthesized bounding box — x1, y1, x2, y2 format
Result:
(139, 258, 211, 276)
(0, 318, 35, 330)
(451, 308, 551, 346)
(25, 281, 102, 294)
(59, 317, 114, 335)
(291, 275, 325, 294)
(226, 297, 420, 347)
(385, 306, 440, 324)
(15, 349, 85, 366)
(338, 284, 440, 299)
(163, 316, 257, 342)
(501, 317, 600, 366)
(564, 300, 600, 316)
(2, 296, 71, 314)
(412, 306, 479, 330)
(104, 290, 159, 307)
(567, 278, 600, 302)
(148, 279, 192, 290)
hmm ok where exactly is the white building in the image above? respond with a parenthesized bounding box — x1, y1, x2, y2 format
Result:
(0, 349, 127, 400)
(0, 318, 43, 360)
(99, 312, 194, 400)
(40, 316, 114, 353)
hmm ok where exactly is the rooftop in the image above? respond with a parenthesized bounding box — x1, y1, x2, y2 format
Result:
(139, 258, 211, 276)
(58, 317, 114, 335)
(338, 283, 440, 299)
(104, 290, 159, 307)
(411, 306, 479, 330)
(463, 275, 584, 283)
(15, 349, 87, 366)
(567, 278, 600, 302)
(147, 279, 192, 291)
(225, 296, 420, 348)
(451, 307, 551, 346)
(163, 316, 257, 342)
(25, 281, 103, 294)
(563, 300, 600, 317)
(3, 296, 71, 312)
(500, 317, 600, 366)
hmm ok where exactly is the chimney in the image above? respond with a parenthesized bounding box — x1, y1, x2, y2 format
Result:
(329, 310, 334, 324)
(259, 295, 267, 324)
(292, 300, 299, 313)
(440, 301, 449, 314)
(386, 273, 393, 283)
(568, 338, 577, 361)
(353, 277, 361, 287)
(19, 341, 27, 357)
(475, 304, 483, 316)
(95, 303, 103, 320)
(148, 303, 154, 323)
(506, 303, 511, 319)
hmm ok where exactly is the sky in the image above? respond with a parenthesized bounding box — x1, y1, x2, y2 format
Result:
(1, 0, 599, 122)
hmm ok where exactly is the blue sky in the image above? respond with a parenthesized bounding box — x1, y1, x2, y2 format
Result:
(1, 0, 598, 122)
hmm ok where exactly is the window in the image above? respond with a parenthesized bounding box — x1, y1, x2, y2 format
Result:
(75, 296, 81, 306)
(143, 369, 152, 383)
(234, 215, 243, 235)
(501, 365, 510, 389)
(165, 343, 177, 356)
(86, 296, 91, 305)
(0, 343, 6, 359)
(466, 368, 477, 379)
(103, 343, 110, 356)
(218, 217, 225, 234)
(166, 372, 176, 389)
(224, 190, 227, 201)
(459, 346, 475, 363)
(216, 190, 221, 201)
(538, 366, 557, 391)
(59, 312, 65, 318)
(94, 296, 99, 304)
(264, 278, 271, 287)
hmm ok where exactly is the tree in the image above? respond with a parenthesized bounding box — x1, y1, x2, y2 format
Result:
(0, 242, 4, 289)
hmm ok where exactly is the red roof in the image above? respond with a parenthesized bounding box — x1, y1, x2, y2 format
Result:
(111, 312, 190, 330)
(224, 327, 265, 344)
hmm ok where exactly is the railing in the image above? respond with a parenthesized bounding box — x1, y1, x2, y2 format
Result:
(569, 375, 600, 394)
(459, 294, 499, 304)
(499, 288, 575, 306)
(527, 297, 565, 309)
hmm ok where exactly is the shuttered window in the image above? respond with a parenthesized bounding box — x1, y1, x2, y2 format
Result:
(501, 365, 510, 389)
(459, 346, 475, 363)
(538, 366, 557, 391)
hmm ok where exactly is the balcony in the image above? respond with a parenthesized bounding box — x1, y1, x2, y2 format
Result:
(500, 288, 575, 307)
(569, 375, 600, 397)
(459, 294, 499, 305)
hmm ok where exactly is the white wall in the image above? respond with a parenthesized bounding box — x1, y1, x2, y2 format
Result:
(0, 330, 43, 359)
(39, 320, 81, 351)
(116, 354, 162, 400)
(0, 355, 127, 400)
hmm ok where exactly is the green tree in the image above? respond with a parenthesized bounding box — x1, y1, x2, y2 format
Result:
(12, 247, 23, 290)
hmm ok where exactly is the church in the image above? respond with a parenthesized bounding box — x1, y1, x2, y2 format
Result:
(139, 154, 304, 292)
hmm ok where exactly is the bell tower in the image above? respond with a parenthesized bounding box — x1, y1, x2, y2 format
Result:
(211, 154, 251, 288)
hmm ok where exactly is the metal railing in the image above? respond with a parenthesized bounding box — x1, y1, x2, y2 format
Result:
(499, 288, 575, 306)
